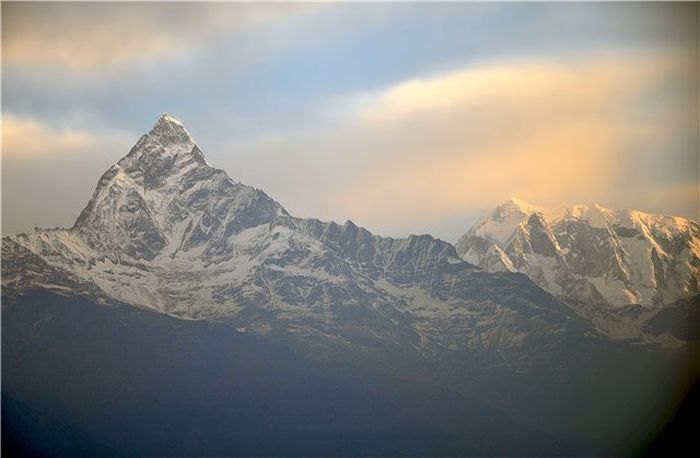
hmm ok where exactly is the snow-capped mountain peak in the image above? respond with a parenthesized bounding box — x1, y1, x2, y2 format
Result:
(157, 112, 184, 127)
(120, 113, 203, 172)
(497, 197, 543, 218)
(63, 114, 287, 262)
(144, 113, 196, 150)
(469, 198, 543, 246)
(457, 199, 700, 308)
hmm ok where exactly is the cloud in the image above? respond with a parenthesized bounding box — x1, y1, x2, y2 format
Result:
(2, 114, 98, 157)
(1, 114, 138, 235)
(221, 52, 697, 237)
(1, 2, 320, 73)
(634, 182, 699, 221)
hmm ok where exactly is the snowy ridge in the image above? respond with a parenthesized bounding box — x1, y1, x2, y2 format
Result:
(456, 198, 700, 309)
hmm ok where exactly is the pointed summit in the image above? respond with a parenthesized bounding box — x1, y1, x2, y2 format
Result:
(156, 112, 184, 127)
(71, 113, 286, 260)
(146, 112, 194, 148)
(116, 113, 205, 179)
(490, 198, 541, 225)
(497, 198, 541, 215)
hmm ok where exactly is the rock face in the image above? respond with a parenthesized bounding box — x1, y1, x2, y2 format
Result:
(456, 198, 700, 309)
(1, 115, 586, 357)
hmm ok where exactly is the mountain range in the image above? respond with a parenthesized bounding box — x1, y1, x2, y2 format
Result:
(457, 197, 700, 307)
(456, 198, 700, 341)
(2, 114, 588, 356)
(3, 114, 698, 456)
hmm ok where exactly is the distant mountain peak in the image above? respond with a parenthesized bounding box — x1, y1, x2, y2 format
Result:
(493, 198, 544, 220)
(457, 199, 700, 309)
(503, 197, 532, 209)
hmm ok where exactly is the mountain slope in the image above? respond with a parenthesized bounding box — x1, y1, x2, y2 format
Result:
(456, 198, 700, 309)
(4, 291, 575, 457)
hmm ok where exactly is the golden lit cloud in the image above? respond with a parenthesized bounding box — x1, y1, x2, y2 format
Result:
(229, 53, 697, 236)
(643, 182, 699, 220)
(334, 57, 671, 228)
(2, 115, 97, 157)
(355, 57, 667, 126)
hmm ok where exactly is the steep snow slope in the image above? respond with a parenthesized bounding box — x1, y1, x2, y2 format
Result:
(456, 198, 700, 308)
(2, 115, 588, 356)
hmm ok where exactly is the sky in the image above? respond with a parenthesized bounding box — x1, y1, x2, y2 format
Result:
(2, 2, 698, 242)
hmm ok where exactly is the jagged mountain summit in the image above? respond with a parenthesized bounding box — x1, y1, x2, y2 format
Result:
(456, 198, 700, 309)
(2, 114, 586, 356)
